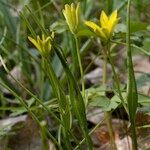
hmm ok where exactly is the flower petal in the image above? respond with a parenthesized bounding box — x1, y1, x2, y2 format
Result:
(28, 36, 41, 51)
(76, 2, 80, 27)
(71, 3, 76, 27)
(108, 10, 118, 33)
(84, 21, 107, 39)
(100, 11, 109, 28)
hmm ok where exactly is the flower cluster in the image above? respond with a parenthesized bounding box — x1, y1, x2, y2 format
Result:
(85, 10, 119, 40)
(28, 32, 54, 57)
(28, 3, 119, 55)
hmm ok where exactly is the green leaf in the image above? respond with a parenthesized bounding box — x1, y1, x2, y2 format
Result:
(0, 0, 17, 36)
(90, 96, 110, 109)
(27, 98, 35, 107)
(104, 95, 121, 111)
(89, 94, 121, 111)
(50, 20, 67, 33)
(10, 108, 27, 117)
(136, 73, 150, 88)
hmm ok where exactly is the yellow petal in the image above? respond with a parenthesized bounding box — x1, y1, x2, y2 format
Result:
(109, 10, 117, 21)
(108, 10, 118, 33)
(84, 21, 100, 31)
(100, 11, 109, 28)
(84, 21, 107, 39)
(75, 2, 80, 27)
(63, 5, 71, 22)
(28, 36, 41, 52)
(71, 3, 76, 28)
(63, 4, 74, 33)
(37, 36, 43, 52)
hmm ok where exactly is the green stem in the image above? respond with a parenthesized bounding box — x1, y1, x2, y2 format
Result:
(127, 0, 138, 149)
(40, 121, 49, 150)
(74, 36, 86, 105)
(102, 47, 117, 150)
(105, 112, 117, 150)
(40, 58, 45, 99)
(106, 0, 113, 14)
(102, 49, 107, 86)
(74, 118, 105, 150)
(107, 42, 128, 113)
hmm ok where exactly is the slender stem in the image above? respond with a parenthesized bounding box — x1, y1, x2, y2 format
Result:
(107, 42, 128, 113)
(127, 0, 138, 149)
(40, 122, 49, 150)
(106, 0, 113, 14)
(83, 0, 87, 16)
(102, 47, 117, 150)
(74, 118, 105, 150)
(74, 35, 86, 105)
(40, 58, 45, 99)
(102, 49, 107, 86)
(105, 112, 117, 150)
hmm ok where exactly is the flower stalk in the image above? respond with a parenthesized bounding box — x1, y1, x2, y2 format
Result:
(28, 33, 72, 149)
(63, 3, 86, 104)
(74, 35, 86, 104)
(102, 45, 117, 150)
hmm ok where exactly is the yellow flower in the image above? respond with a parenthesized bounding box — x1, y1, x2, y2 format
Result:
(28, 32, 54, 57)
(62, 3, 80, 34)
(85, 10, 119, 40)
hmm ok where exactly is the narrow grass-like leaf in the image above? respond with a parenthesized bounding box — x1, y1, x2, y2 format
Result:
(43, 58, 72, 149)
(53, 43, 93, 149)
(0, 0, 16, 36)
(19, 11, 36, 38)
(126, 0, 138, 149)
(25, 5, 47, 35)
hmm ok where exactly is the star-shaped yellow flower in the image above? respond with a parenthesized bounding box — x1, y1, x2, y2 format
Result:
(62, 3, 80, 34)
(28, 32, 54, 57)
(85, 10, 119, 41)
